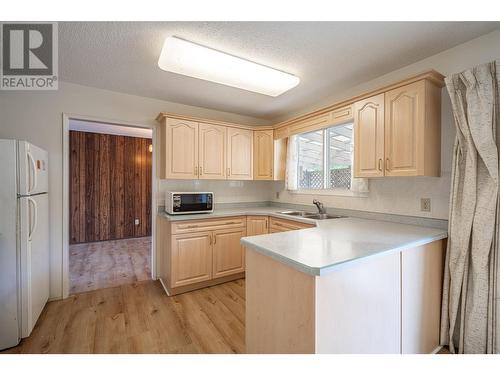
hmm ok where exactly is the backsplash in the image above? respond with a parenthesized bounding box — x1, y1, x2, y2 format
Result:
(157, 179, 282, 206)
(273, 173, 451, 220)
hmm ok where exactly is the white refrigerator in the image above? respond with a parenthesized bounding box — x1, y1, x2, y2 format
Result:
(0, 140, 50, 350)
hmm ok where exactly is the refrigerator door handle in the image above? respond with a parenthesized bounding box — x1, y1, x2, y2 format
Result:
(27, 197, 38, 241)
(27, 152, 37, 193)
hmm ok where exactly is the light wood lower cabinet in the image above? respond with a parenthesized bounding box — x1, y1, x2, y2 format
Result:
(213, 228, 246, 278)
(158, 215, 247, 295)
(269, 217, 315, 233)
(246, 216, 269, 236)
(158, 214, 316, 295)
(171, 231, 212, 288)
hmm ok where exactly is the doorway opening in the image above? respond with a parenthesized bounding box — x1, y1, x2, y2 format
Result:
(67, 119, 153, 295)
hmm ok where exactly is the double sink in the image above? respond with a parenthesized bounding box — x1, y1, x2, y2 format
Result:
(278, 211, 346, 220)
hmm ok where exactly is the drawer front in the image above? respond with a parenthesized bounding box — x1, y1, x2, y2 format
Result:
(269, 217, 315, 232)
(172, 216, 246, 234)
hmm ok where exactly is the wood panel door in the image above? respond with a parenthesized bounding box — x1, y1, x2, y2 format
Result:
(171, 232, 212, 287)
(253, 130, 274, 180)
(69, 131, 152, 244)
(384, 81, 425, 176)
(198, 123, 226, 180)
(212, 228, 246, 279)
(227, 128, 253, 180)
(246, 216, 269, 236)
(353, 94, 385, 178)
(163, 118, 199, 179)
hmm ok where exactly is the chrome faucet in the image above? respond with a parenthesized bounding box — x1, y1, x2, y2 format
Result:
(313, 199, 326, 214)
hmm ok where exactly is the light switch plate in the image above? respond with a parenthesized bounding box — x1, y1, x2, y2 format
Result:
(420, 198, 431, 212)
(134, 219, 140, 225)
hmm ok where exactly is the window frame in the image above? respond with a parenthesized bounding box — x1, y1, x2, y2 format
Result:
(296, 122, 354, 192)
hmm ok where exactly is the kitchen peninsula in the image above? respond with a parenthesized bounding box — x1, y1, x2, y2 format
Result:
(241, 216, 447, 354)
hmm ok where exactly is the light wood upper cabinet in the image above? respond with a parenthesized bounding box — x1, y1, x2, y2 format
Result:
(171, 231, 212, 288)
(212, 227, 246, 279)
(353, 94, 385, 178)
(354, 79, 441, 178)
(198, 123, 226, 179)
(384, 80, 440, 177)
(254, 130, 274, 180)
(227, 128, 253, 180)
(246, 215, 269, 236)
(161, 118, 199, 179)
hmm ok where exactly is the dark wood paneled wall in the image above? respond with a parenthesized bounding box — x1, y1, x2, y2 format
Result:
(70, 131, 152, 244)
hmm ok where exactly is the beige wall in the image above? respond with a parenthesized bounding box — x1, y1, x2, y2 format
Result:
(273, 28, 500, 220)
(0, 82, 269, 299)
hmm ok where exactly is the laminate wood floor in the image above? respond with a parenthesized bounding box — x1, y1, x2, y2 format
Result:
(70, 237, 151, 295)
(4, 279, 246, 354)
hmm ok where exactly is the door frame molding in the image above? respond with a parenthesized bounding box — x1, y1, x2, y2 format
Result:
(62, 113, 158, 299)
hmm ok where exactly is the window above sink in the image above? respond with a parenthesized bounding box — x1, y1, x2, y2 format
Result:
(296, 123, 353, 190)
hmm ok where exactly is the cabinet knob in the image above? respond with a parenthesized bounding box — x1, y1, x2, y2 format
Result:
(386, 158, 390, 171)
(378, 159, 383, 171)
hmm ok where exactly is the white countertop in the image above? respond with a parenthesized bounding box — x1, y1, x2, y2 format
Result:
(159, 207, 448, 276)
(158, 206, 318, 225)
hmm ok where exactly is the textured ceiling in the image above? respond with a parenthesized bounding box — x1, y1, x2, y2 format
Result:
(59, 22, 500, 121)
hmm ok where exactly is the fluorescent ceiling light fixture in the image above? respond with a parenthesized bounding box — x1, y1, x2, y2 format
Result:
(158, 36, 300, 97)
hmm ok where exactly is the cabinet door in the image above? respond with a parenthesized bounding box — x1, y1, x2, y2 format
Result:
(171, 232, 212, 287)
(199, 123, 226, 179)
(246, 216, 269, 236)
(164, 118, 199, 179)
(353, 94, 385, 178)
(253, 130, 274, 180)
(227, 128, 253, 180)
(384, 81, 425, 176)
(212, 228, 246, 279)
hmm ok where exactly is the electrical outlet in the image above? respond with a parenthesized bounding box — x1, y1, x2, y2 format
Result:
(420, 198, 431, 212)
(134, 219, 140, 225)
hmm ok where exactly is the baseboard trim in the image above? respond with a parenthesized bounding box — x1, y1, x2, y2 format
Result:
(159, 277, 171, 296)
(160, 273, 245, 296)
(431, 345, 443, 354)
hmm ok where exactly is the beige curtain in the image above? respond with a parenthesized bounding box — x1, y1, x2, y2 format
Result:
(440, 60, 500, 354)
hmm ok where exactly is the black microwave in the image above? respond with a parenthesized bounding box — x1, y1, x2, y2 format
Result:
(165, 191, 214, 215)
